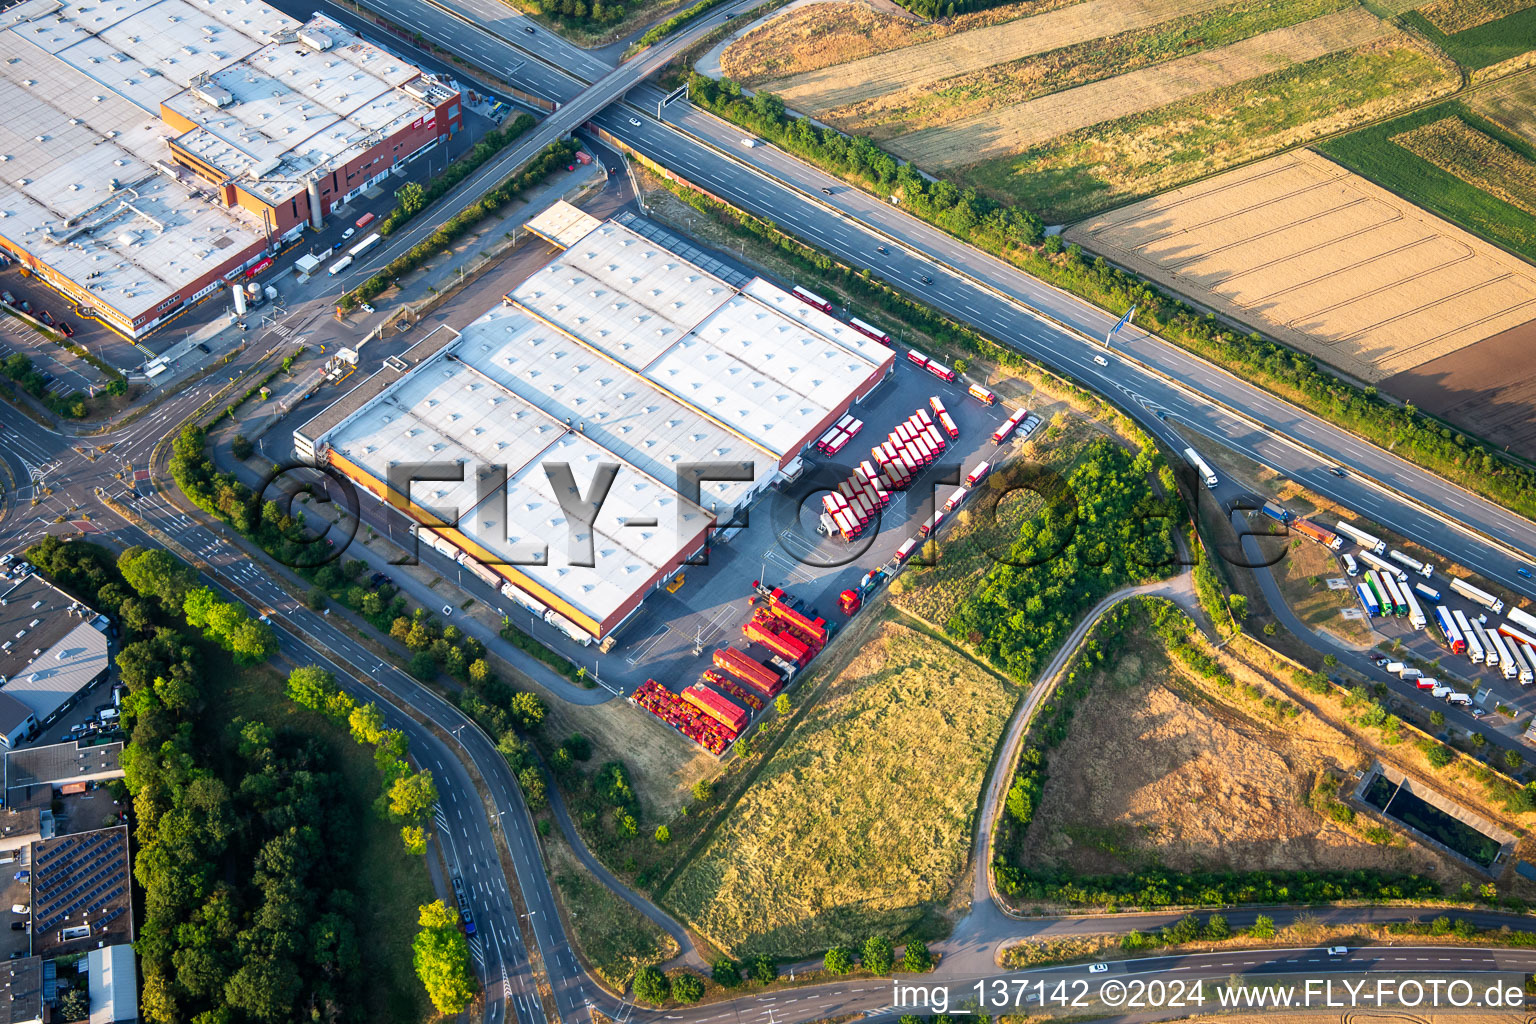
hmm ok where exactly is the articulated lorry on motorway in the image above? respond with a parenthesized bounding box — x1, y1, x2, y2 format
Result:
(1183, 447, 1218, 489)
(1450, 576, 1505, 614)
(1291, 518, 1342, 550)
(1335, 520, 1386, 555)
(1434, 606, 1466, 653)
(1389, 549, 1434, 577)
(1454, 609, 1485, 663)
(1360, 549, 1407, 582)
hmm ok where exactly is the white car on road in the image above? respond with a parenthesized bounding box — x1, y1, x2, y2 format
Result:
(629, 117, 643, 127)
(1093, 355, 1109, 366)
(1089, 963, 1109, 973)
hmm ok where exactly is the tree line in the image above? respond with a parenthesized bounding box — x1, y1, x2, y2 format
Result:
(689, 73, 1536, 522)
(29, 539, 375, 1024)
(994, 865, 1438, 907)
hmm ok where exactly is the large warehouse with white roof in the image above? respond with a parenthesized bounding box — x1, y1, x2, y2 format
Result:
(0, 0, 461, 338)
(297, 203, 894, 643)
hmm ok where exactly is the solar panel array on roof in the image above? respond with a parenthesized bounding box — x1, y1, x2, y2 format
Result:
(31, 830, 127, 935)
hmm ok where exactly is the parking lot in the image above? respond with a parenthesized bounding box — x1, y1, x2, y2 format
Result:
(0, 267, 141, 378)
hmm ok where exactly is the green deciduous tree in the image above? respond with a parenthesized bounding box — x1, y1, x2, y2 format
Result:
(862, 935, 894, 975)
(633, 965, 670, 1005)
(670, 972, 704, 1004)
(901, 940, 931, 972)
(413, 901, 477, 1014)
(824, 946, 854, 974)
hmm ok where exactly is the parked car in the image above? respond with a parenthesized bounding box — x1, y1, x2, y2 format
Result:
(342, 227, 356, 240)
(58, 321, 73, 337)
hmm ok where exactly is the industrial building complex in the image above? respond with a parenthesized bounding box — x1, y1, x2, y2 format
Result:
(0, 0, 462, 339)
(296, 202, 895, 643)
(0, 572, 111, 749)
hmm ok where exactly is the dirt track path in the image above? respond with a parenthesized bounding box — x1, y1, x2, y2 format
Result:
(760, 0, 1229, 112)
(960, 568, 1198, 935)
(891, 6, 1390, 168)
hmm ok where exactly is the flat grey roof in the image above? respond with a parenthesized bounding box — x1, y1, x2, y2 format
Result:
(0, 575, 87, 682)
(6, 742, 122, 793)
(0, 956, 40, 1024)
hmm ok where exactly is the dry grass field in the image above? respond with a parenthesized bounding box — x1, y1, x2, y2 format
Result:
(1392, 116, 1536, 216)
(660, 619, 1016, 958)
(1015, 631, 1464, 880)
(826, 0, 1348, 140)
(1065, 150, 1536, 382)
(755, 0, 1230, 115)
(719, 0, 1076, 84)
(1470, 70, 1536, 144)
(1270, 536, 1377, 648)
(894, 9, 1393, 169)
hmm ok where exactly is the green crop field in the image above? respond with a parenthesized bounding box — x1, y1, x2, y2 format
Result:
(1401, 4, 1536, 68)
(660, 619, 1016, 959)
(963, 39, 1453, 221)
(1317, 103, 1536, 264)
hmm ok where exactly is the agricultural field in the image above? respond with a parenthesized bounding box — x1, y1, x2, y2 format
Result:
(1003, 610, 1466, 883)
(1065, 149, 1536, 383)
(826, 0, 1352, 140)
(861, 3, 1381, 151)
(1471, 70, 1536, 145)
(660, 619, 1016, 958)
(962, 34, 1453, 220)
(714, 0, 1458, 220)
(1383, 319, 1536, 461)
(1392, 116, 1536, 217)
(1318, 103, 1536, 266)
(720, 0, 1077, 85)
(1401, 0, 1536, 69)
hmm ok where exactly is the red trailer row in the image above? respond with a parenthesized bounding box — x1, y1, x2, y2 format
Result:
(744, 611, 812, 665)
(992, 408, 1028, 444)
(906, 348, 956, 382)
(703, 669, 765, 710)
(632, 680, 734, 755)
(792, 286, 833, 313)
(815, 413, 864, 456)
(714, 647, 784, 697)
(849, 317, 892, 346)
(927, 396, 958, 437)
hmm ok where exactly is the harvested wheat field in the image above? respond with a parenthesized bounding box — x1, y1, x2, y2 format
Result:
(719, 0, 1076, 85)
(660, 619, 1016, 958)
(1382, 318, 1536, 461)
(893, 7, 1392, 169)
(1066, 150, 1536, 382)
(1470, 69, 1536, 145)
(756, 0, 1229, 115)
(1017, 635, 1462, 880)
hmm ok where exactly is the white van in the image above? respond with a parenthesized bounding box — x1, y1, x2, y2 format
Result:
(1342, 554, 1358, 576)
(98, 708, 119, 723)
(741, 137, 760, 148)
(1400, 667, 1422, 681)
(1431, 685, 1452, 698)
(328, 255, 354, 276)
(1446, 692, 1473, 706)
